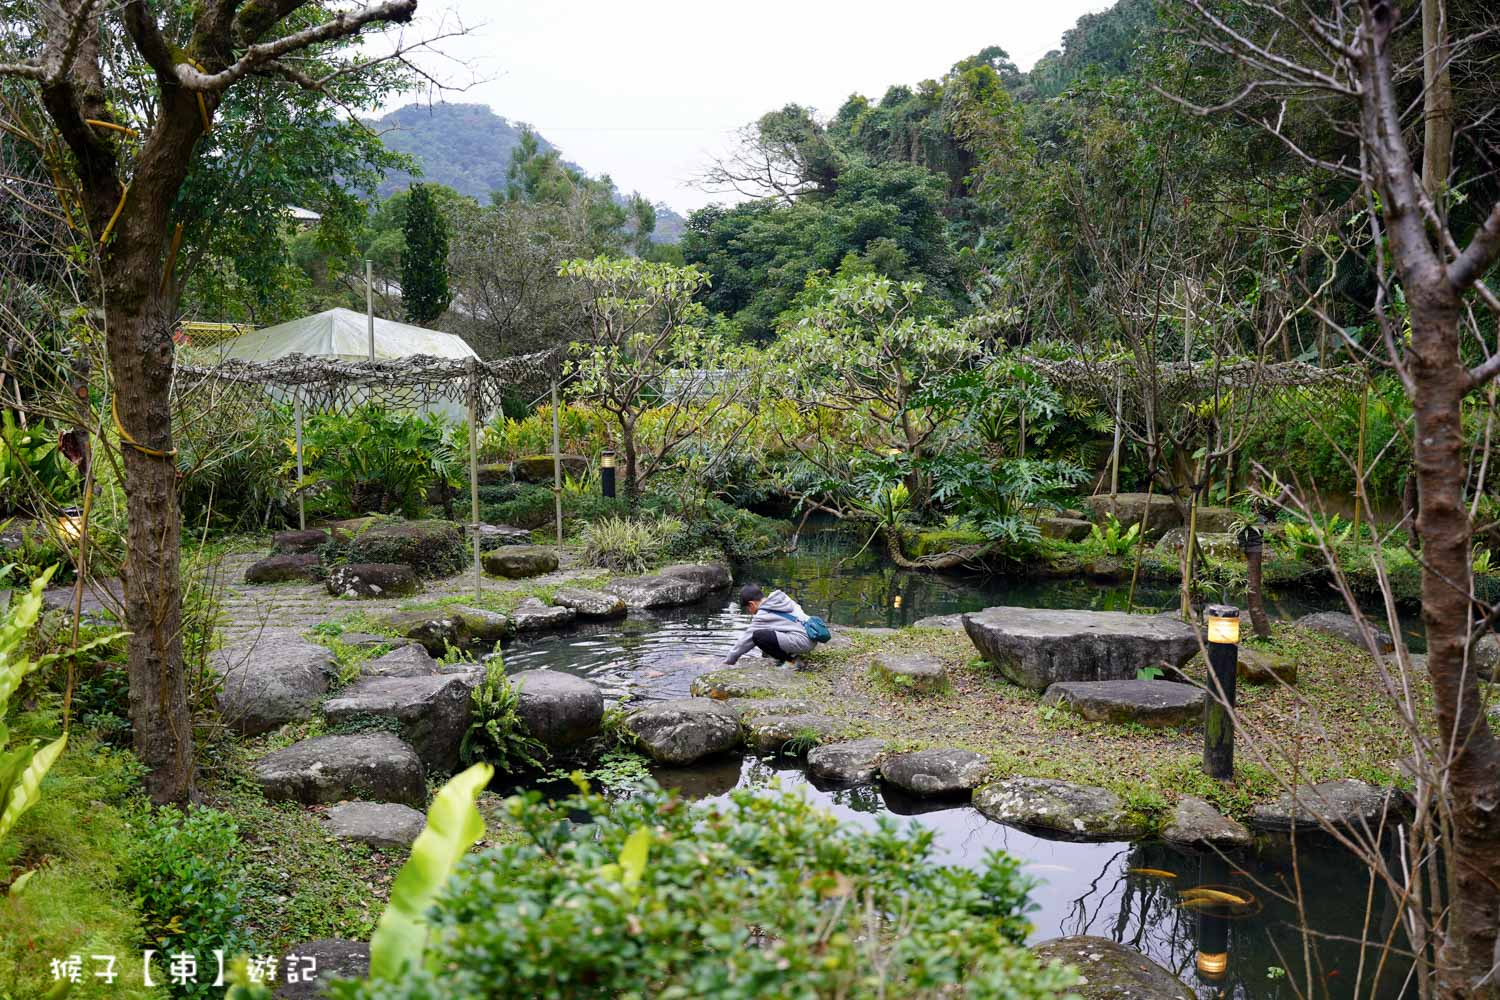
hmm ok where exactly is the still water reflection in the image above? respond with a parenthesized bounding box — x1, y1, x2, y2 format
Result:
(651, 758, 1412, 1000)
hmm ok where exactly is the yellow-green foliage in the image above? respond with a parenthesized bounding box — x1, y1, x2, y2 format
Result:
(0, 731, 159, 999)
(907, 527, 988, 558)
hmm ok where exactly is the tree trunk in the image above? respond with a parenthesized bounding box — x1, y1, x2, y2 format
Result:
(1421, 0, 1454, 203)
(621, 415, 640, 507)
(108, 292, 194, 805)
(1408, 296, 1500, 995)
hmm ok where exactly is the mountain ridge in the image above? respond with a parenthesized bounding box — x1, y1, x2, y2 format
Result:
(366, 102, 685, 242)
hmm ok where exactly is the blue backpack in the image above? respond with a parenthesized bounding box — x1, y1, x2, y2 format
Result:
(766, 608, 832, 644)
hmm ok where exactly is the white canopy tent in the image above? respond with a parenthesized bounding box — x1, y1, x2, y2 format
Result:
(210, 307, 479, 421)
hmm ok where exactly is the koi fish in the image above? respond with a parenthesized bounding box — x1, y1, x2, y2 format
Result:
(1128, 868, 1179, 879)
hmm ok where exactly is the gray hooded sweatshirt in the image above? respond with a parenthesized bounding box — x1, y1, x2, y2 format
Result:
(724, 589, 814, 664)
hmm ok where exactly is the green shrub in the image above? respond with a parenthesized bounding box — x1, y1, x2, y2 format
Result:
(122, 805, 254, 998)
(475, 483, 556, 529)
(178, 404, 293, 532)
(907, 527, 989, 558)
(300, 405, 460, 520)
(332, 781, 1074, 999)
(459, 660, 547, 773)
(580, 516, 666, 574)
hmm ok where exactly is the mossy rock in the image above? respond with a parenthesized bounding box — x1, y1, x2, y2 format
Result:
(345, 519, 466, 579)
(481, 545, 558, 579)
(907, 528, 988, 558)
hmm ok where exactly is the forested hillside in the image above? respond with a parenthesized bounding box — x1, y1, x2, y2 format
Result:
(367, 102, 686, 241)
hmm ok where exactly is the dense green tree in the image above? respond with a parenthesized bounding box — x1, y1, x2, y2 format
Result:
(400, 183, 452, 324)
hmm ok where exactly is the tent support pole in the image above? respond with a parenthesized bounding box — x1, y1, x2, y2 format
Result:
(468, 366, 482, 601)
(294, 391, 306, 531)
(552, 380, 563, 555)
(366, 259, 375, 362)
(1109, 377, 1123, 496)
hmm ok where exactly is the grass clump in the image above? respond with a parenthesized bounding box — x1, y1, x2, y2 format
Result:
(579, 515, 683, 574)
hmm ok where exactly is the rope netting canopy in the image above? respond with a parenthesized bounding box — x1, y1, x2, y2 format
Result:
(176, 347, 563, 416)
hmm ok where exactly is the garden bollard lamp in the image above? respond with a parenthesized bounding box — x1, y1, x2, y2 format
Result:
(600, 451, 616, 499)
(1203, 604, 1240, 781)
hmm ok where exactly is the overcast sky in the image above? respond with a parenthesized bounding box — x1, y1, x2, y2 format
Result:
(387, 1, 1115, 212)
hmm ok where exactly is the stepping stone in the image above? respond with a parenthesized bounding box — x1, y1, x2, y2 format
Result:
(623, 699, 741, 765)
(659, 562, 732, 590)
(475, 523, 531, 546)
(211, 633, 333, 736)
(963, 607, 1199, 691)
(510, 597, 577, 632)
(553, 586, 627, 620)
(1156, 528, 1244, 561)
(275, 939, 370, 1000)
(322, 801, 425, 849)
(821, 626, 899, 652)
(807, 739, 886, 786)
(450, 606, 511, 643)
(1248, 779, 1405, 834)
(1236, 647, 1298, 685)
(253, 731, 425, 806)
(722, 697, 818, 720)
(325, 563, 419, 598)
(1473, 633, 1500, 680)
(512, 454, 587, 482)
(1297, 611, 1394, 653)
(973, 778, 1148, 840)
(1162, 796, 1252, 849)
(880, 748, 990, 797)
(870, 651, 947, 694)
(1084, 492, 1183, 542)
(244, 553, 322, 584)
(511, 670, 604, 749)
(375, 610, 462, 655)
(323, 672, 482, 773)
(362, 644, 440, 678)
(1038, 515, 1091, 542)
(606, 574, 708, 608)
(272, 528, 331, 555)
(481, 545, 558, 579)
(1041, 679, 1204, 727)
(743, 713, 843, 755)
(911, 614, 965, 630)
(1029, 936, 1192, 1000)
(690, 665, 804, 700)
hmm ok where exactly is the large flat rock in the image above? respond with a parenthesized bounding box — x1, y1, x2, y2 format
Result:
(1084, 493, 1183, 542)
(743, 714, 844, 755)
(323, 672, 481, 773)
(211, 633, 332, 736)
(1297, 611, 1395, 653)
(244, 552, 322, 584)
(253, 731, 425, 806)
(606, 574, 708, 608)
(871, 651, 947, 694)
(275, 939, 370, 1000)
(553, 586, 627, 620)
(690, 665, 805, 700)
(659, 562, 732, 590)
(481, 545, 558, 579)
(375, 610, 462, 655)
(880, 748, 990, 797)
(1162, 795, 1252, 849)
(1042, 679, 1204, 727)
(510, 597, 577, 632)
(974, 778, 1148, 841)
(807, 739, 887, 787)
(511, 669, 604, 749)
(1249, 779, 1404, 834)
(963, 607, 1199, 691)
(322, 801, 426, 849)
(1030, 936, 1192, 1000)
(623, 699, 741, 765)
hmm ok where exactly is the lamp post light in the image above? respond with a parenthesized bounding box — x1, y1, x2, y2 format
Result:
(1203, 604, 1240, 781)
(600, 451, 616, 499)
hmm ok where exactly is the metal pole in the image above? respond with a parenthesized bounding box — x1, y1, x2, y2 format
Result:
(1203, 604, 1240, 781)
(294, 391, 306, 531)
(1110, 377, 1123, 496)
(551, 380, 563, 554)
(365, 258, 375, 363)
(467, 366, 482, 601)
(1353, 379, 1369, 541)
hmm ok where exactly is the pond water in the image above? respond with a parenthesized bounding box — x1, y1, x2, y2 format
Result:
(500, 528, 1414, 997)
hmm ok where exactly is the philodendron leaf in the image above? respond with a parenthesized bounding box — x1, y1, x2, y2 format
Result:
(0, 734, 66, 845)
(368, 762, 492, 982)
